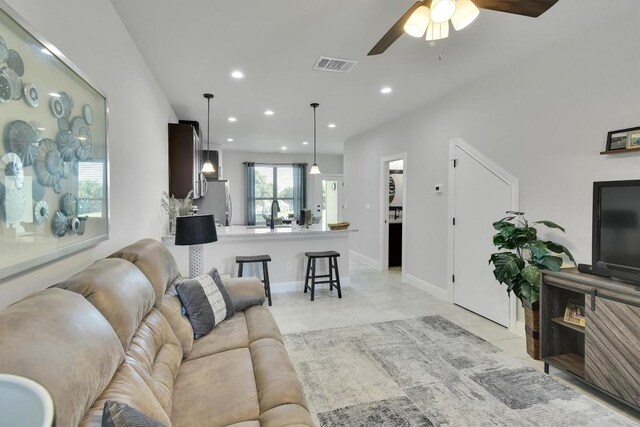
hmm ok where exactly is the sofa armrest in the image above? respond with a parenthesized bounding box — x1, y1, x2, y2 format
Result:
(222, 276, 266, 311)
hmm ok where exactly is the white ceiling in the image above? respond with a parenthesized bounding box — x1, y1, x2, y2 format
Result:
(111, 0, 607, 154)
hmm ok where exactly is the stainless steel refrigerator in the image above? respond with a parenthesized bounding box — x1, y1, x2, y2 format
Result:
(196, 179, 232, 226)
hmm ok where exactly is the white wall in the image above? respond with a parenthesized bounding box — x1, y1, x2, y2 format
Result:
(344, 1, 640, 292)
(0, 0, 176, 308)
(222, 149, 343, 225)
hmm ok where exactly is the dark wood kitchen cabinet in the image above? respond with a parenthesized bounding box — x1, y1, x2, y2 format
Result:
(168, 123, 201, 199)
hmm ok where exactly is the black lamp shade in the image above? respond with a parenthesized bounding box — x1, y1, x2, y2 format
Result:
(174, 214, 218, 245)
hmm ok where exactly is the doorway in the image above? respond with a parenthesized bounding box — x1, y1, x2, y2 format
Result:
(448, 139, 518, 329)
(313, 174, 344, 227)
(380, 153, 408, 271)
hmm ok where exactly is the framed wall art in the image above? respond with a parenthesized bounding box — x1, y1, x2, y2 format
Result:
(605, 126, 640, 152)
(0, 1, 109, 280)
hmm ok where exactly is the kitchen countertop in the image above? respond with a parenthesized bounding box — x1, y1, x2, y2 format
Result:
(163, 225, 357, 242)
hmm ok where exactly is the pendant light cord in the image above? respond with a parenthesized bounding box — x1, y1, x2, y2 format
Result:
(207, 96, 211, 162)
(313, 105, 317, 164)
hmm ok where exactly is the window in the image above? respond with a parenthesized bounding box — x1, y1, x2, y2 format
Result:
(245, 162, 306, 225)
(253, 165, 296, 223)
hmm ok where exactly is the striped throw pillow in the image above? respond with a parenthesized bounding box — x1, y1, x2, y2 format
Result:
(175, 268, 235, 339)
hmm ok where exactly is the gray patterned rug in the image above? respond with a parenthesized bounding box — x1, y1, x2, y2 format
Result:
(284, 316, 636, 426)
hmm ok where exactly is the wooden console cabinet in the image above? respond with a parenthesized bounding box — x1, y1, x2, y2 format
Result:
(541, 269, 640, 410)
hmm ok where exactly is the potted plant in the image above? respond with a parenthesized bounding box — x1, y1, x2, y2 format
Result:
(489, 211, 575, 359)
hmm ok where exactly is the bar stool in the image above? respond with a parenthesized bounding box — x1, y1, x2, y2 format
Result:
(304, 251, 342, 302)
(236, 254, 272, 306)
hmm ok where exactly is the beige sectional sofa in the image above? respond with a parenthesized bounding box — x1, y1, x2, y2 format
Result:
(0, 239, 315, 427)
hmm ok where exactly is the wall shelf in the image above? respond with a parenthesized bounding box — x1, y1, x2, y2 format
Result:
(600, 146, 640, 155)
(551, 317, 585, 334)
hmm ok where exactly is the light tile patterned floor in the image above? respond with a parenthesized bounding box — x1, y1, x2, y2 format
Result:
(268, 260, 640, 424)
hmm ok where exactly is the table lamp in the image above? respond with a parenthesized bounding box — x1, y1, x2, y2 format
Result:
(174, 214, 217, 278)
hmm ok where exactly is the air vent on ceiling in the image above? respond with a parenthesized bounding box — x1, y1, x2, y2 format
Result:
(313, 56, 357, 73)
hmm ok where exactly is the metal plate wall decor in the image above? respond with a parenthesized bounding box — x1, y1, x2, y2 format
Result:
(33, 138, 62, 187)
(23, 82, 38, 107)
(71, 117, 91, 159)
(1, 151, 23, 188)
(4, 120, 37, 166)
(0, 1, 108, 280)
(51, 209, 67, 237)
(33, 200, 48, 224)
(55, 130, 77, 161)
(49, 96, 63, 118)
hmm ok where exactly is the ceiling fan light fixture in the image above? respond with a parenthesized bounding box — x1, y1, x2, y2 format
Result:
(425, 20, 449, 41)
(403, 5, 431, 38)
(451, 0, 479, 31)
(430, 0, 456, 23)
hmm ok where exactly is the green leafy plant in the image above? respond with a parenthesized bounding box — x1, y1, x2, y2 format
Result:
(489, 211, 575, 305)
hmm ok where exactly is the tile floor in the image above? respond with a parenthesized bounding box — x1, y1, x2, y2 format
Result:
(268, 259, 640, 424)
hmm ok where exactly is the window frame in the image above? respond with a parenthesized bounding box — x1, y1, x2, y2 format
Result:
(252, 164, 295, 224)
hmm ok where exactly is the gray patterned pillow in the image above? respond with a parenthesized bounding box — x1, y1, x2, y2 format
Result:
(102, 400, 167, 427)
(175, 268, 235, 339)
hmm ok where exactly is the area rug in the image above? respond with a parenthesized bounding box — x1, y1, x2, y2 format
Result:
(283, 316, 636, 426)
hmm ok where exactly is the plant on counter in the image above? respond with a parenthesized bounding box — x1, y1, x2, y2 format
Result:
(489, 211, 575, 306)
(161, 190, 194, 234)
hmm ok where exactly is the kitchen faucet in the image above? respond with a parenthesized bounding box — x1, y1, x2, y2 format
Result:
(270, 200, 281, 230)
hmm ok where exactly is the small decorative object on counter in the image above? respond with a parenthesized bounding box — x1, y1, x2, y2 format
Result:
(161, 190, 193, 235)
(328, 222, 350, 230)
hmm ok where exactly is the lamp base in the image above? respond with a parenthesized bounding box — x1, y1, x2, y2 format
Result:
(188, 244, 204, 278)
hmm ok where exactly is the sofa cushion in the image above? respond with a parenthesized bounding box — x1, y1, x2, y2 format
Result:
(171, 348, 259, 427)
(79, 363, 171, 427)
(0, 289, 124, 427)
(187, 312, 250, 361)
(108, 239, 181, 307)
(102, 400, 168, 427)
(54, 258, 156, 349)
(245, 305, 284, 343)
(222, 277, 266, 311)
(250, 338, 308, 414)
(175, 269, 235, 339)
(158, 287, 194, 358)
(259, 404, 316, 427)
(126, 309, 182, 417)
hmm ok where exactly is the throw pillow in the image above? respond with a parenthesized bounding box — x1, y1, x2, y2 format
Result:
(175, 268, 235, 338)
(102, 400, 167, 427)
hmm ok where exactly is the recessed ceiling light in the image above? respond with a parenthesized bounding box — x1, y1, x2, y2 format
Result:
(281, 146, 287, 150)
(328, 123, 336, 128)
(380, 87, 392, 94)
(40, 48, 52, 56)
(302, 141, 309, 145)
(228, 117, 237, 122)
(227, 138, 234, 142)
(231, 70, 244, 79)
(264, 110, 275, 116)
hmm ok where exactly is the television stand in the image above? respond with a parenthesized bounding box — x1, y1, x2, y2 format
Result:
(541, 268, 640, 411)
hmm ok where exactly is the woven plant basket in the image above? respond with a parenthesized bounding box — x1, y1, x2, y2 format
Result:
(523, 300, 540, 360)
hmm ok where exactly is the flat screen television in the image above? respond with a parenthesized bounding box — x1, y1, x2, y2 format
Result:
(591, 180, 640, 283)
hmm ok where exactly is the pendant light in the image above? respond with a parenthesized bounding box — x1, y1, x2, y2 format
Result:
(201, 93, 215, 174)
(309, 102, 321, 175)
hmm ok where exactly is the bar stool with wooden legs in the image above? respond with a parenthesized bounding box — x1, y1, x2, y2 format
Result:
(304, 251, 342, 302)
(235, 254, 272, 306)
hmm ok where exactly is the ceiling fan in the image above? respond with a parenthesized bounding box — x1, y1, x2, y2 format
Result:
(368, 0, 559, 56)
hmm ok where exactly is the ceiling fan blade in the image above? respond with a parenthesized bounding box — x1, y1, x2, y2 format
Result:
(473, 0, 559, 18)
(368, 1, 424, 56)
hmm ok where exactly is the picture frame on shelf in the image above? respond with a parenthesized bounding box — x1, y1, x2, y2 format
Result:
(605, 126, 640, 151)
(563, 299, 586, 327)
(0, 1, 109, 281)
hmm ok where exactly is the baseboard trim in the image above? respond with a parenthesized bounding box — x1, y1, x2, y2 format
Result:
(403, 273, 448, 301)
(349, 250, 380, 269)
(270, 278, 351, 293)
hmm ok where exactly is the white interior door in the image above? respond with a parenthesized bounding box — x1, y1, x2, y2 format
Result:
(452, 146, 512, 327)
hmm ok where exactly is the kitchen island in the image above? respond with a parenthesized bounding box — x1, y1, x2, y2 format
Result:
(163, 225, 356, 291)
